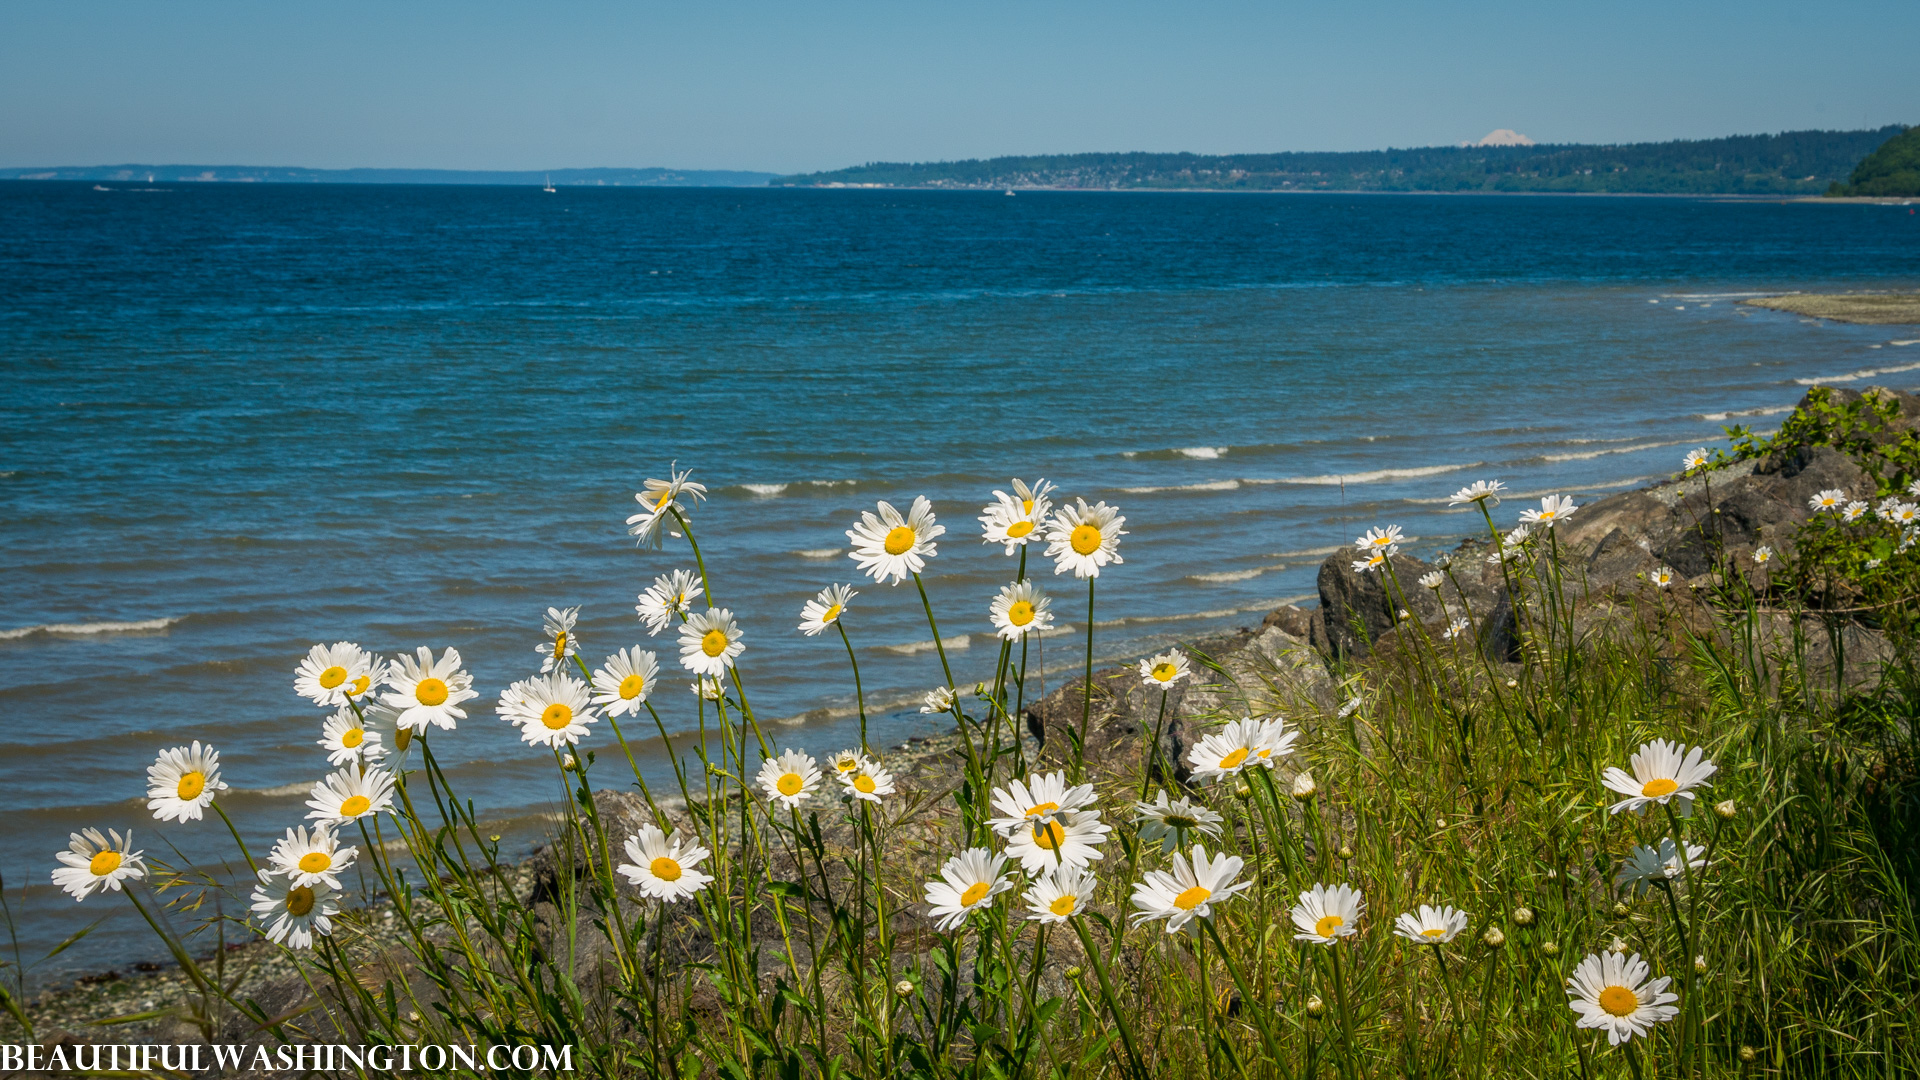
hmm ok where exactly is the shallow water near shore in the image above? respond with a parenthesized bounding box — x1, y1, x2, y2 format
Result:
(2, 183, 1917, 980)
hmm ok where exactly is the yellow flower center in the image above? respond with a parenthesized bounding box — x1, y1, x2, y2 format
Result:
(176, 771, 206, 800)
(883, 525, 917, 555)
(1070, 523, 1102, 555)
(286, 886, 316, 917)
(348, 675, 370, 697)
(339, 795, 372, 818)
(1598, 985, 1639, 1017)
(1022, 498, 1035, 513)
(542, 702, 574, 730)
(820, 604, 843, 625)
(960, 881, 991, 907)
(414, 678, 449, 706)
(1033, 821, 1066, 850)
(1218, 747, 1249, 770)
(1166, 814, 1198, 829)
(1641, 778, 1679, 798)
(394, 729, 412, 751)
(89, 850, 122, 876)
(1151, 662, 1178, 682)
(853, 774, 877, 794)
(1008, 600, 1035, 626)
(1006, 520, 1034, 538)
(1422, 927, 1447, 938)
(777, 772, 805, 796)
(700, 629, 730, 657)
(318, 665, 348, 689)
(1173, 885, 1211, 911)
(651, 857, 683, 882)
(1316, 914, 1345, 938)
(298, 852, 332, 874)
(835, 758, 860, 773)
(619, 673, 646, 699)
(1049, 895, 1078, 916)
(553, 632, 568, 653)
(341, 727, 364, 748)
(1025, 801, 1060, 818)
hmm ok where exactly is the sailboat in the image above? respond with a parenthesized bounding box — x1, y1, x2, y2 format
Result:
(543, 174, 557, 193)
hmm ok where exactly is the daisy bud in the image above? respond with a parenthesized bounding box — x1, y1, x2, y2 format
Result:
(1613, 902, 1631, 918)
(1739, 1046, 1757, 1064)
(1235, 782, 1253, 799)
(561, 754, 578, 772)
(1512, 906, 1534, 926)
(1064, 966, 1083, 981)
(1436, 817, 1446, 829)
(1541, 940, 1559, 957)
(1715, 799, 1737, 820)
(1609, 936, 1630, 954)
(1337, 845, 1353, 860)
(894, 980, 914, 997)
(1694, 954, 1708, 974)
(1545, 868, 1558, 880)
(1481, 926, 1505, 949)
(1505, 678, 1518, 688)
(489, 834, 501, 842)
(1290, 773, 1317, 802)
(1304, 995, 1326, 1018)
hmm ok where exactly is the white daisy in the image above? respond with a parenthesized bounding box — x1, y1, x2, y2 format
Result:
(305, 766, 396, 825)
(1006, 810, 1111, 875)
(359, 698, 413, 763)
(1443, 617, 1471, 640)
(1138, 650, 1192, 689)
(1601, 739, 1717, 816)
(1519, 494, 1578, 528)
(1045, 498, 1126, 579)
(1417, 571, 1445, 590)
(590, 647, 659, 718)
(1885, 501, 1920, 526)
(1683, 448, 1710, 472)
(1567, 951, 1679, 1046)
(1842, 500, 1869, 523)
(980, 491, 1047, 555)
(1186, 717, 1277, 784)
(1486, 526, 1530, 565)
(1291, 882, 1366, 945)
(293, 642, 383, 708)
(1011, 477, 1056, 520)
(318, 707, 385, 766)
(678, 608, 744, 678)
(756, 749, 823, 809)
(1024, 863, 1098, 924)
(267, 824, 357, 890)
(1133, 790, 1225, 852)
(1752, 545, 1774, 565)
(920, 686, 956, 714)
(249, 868, 339, 949)
(847, 496, 944, 585)
(1249, 716, 1299, 767)
(1392, 904, 1469, 945)
(636, 569, 704, 636)
(1356, 525, 1403, 552)
(827, 749, 869, 778)
(987, 771, 1097, 836)
(1648, 566, 1676, 588)
(1351, 548, 1393, 574)
(838, 760, 896, 804)
(499, 672, 599, 748)
(798, 583, 857, 636)
(924, 848, 1014, 931)
(626, 464, 708, 549)
(988, 579, 1054, 640)
(690, 676, 726, 701)
(1448, 480, 1505, 507)
(618, 825, 714, 902)
(50, 828, 145, 901)
(1808, 489, 1847, 512)
(1131, 843, 1252, 933)
(380, 647, 477, 733)
(145, 741, 228, 823)
(535, 606, 581, 674)
(1615, 838, 1708, 897)
(1911, 479, 1920, 497)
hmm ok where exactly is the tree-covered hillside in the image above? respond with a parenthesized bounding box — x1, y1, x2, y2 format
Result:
(1829, 126, 1920, 197)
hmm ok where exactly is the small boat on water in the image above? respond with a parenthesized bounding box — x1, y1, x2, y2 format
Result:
(1005, 189, 1016, 196)
(543, 174, 557, 193)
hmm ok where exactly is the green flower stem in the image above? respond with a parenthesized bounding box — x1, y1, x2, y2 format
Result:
(1071, 915, 1149, 1080)
(1075, 577, 1096, 783)
(211, 800, 259, 876)
(1661, 801, 1700, 1073)
(1329, 942, 1360, 1080)
(835, 619, 871, 753)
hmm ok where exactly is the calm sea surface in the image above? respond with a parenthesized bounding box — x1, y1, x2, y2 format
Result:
(3, 183, 1917, 977)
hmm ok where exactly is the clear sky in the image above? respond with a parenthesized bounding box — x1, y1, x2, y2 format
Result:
(2, 0, 1913, 175)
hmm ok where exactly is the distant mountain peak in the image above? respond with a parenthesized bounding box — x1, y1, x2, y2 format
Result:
(1463, 129, 1536, 147)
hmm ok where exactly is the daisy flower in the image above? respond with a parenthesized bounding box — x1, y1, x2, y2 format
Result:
(535, 606, 581, 674)
(590, 646, 659, 718)
(1649, 566, 1676, 588)
(839, 760, 896, 804)
(1138, 651, 1193, 691)
(1752, 545, 1773, 564)
(1393, 904, 1469, 945)
(798, 584, 856, 636)
(619, 825, 714, 902)
(636, 569, 704, 636)
(267, 824, 357, 890)
(1615, 838, 1707, 897)
(250, 868, 339, 949)
(1842, 500, 1869, 523)
(989, 579, 1054, 640)
(1250, 716, 1299, 767)
(1356, 525, 1404, 552)
(1024, 863, 1098, 924)
(1911, 479, 1920, 497)
(381, 647, 477, 733)
(1885, 501, 1920, 526)
(1133, 790, 1225, 852)
(757, 749, 823, 809)
(1448, 480, 1505, 507)
(847, 496, 944, 585)
(1519, 494, 1578, 528)
(678, 608, 744, 677)
(1045, 498, 1126, 579)
(1291, 882, 1366, 945)
(318, 707, 384, 766)
(499, 672, 599, 748)
(1187, 717, 1276, 783)
(1011, 477, 1056, 519)
(1601, 739, 1717, 816)
(306, 766, 396, 825)
(987, 771, 1096, 836)
(827, 749, 868, 778)
(1809, 489, 1847, 512)
(1682, 448, 1710, 472)
(626, 464, 708, 549)
(1006, 810, 1111, 874)
(1567, 951, 1678, 1046)
(51, 828, 145, 901)
(1417, 571, 1445, 590)
(690, 677, 726, 702)
(920, 686, 957, 714)
(145, 741, 227, 823)
(980, 491, 1047, 555)
(293, 642, 383, 708)
(924, 848, 1013, 931)
(1131, 843, 1252, 933)
(1352, 549, 1393, 574)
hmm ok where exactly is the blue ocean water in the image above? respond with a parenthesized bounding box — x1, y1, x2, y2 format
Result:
(2, 182, 1917, 977)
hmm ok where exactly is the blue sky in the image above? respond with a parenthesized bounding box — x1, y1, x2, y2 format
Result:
(1, 0, 1913, 174)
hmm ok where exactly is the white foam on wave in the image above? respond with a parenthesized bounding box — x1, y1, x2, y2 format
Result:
(1091, 595, 1316, 629)
(1796, 360, 1920, 386)
(882, 633, 973, 656)
(1536, 440, 1692, 463)
(242, 782, 319, 798)
(793, 548, 843, 559)
(1697, 405, 1794, 422)
(1178, 446, 1228, 460)
(0, 617, 182, 641)
(1250, 462, 1483, 486)
(1665, 291, 1778, 300)
(1270, 545, 1343, 558)
(740, 483, 789, 497)
(1119, 479, 1242, 494)
(1189, 562, 1286, 583)
(1892, 340, 1919, 347)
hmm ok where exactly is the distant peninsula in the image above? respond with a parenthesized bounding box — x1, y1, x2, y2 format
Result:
(775, 126, 1907, 195)
(0, 165, 779, 187)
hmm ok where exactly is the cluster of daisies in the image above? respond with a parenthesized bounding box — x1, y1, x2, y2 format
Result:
(1809, 484, 1920, 560)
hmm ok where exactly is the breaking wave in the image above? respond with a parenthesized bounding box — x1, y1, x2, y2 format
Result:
(0, 617, 183, 641)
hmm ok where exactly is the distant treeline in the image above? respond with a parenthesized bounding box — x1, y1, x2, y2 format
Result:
(0, 165, 779, 187)
(776, 126, 1907, 194)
